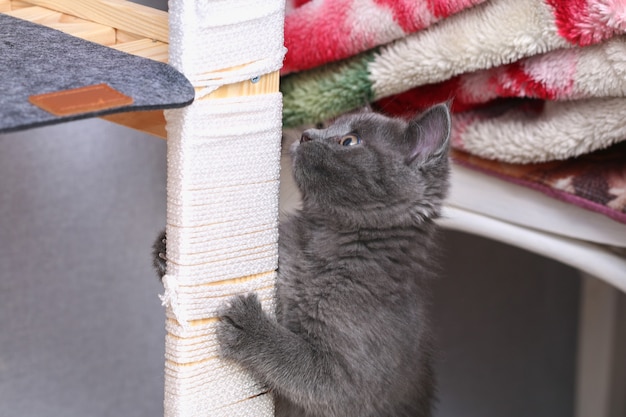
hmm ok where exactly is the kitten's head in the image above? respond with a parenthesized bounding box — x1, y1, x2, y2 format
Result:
(291, 104, 451, 226)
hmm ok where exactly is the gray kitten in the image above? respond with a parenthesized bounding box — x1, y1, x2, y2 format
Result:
(215, 104, 451, 417)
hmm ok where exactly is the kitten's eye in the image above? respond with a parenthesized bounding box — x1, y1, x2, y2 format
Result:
(339, 134, 362, 147)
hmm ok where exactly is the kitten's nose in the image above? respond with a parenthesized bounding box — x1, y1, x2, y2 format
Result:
(300, 132, 312, 143)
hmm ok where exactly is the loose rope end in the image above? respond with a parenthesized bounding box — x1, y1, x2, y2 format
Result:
(160, 274, 189, 327)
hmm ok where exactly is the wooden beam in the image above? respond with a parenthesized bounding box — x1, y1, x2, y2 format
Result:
(115, 29, 145, 44)
(4, 5, 58, 22)
(6, 6, 116, 45)
(49, 21, 116, 45)
(102, 110, 167, 138)
(110, 38, 168, 62)
(201, 71, 280, 100)
(1, 0, 33, 11)
(23, 0, 168, 42)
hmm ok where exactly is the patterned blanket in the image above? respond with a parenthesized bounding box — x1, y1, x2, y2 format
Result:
(453, 142, 626, 225)
(282, 0, 626, 223)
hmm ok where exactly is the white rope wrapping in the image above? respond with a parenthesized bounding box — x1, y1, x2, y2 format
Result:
(163, 1, 285, 416)
(162, 95, 282, 416)
(168, 0, 286, 97)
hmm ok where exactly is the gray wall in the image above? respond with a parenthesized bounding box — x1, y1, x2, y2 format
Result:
(433, 231, 579, 417)
(0, 120, 167, 417)
(0, 1, 580, 415)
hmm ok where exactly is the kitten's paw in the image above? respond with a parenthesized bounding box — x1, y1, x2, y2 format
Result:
(217, 293, 264, 361)
(152, 229, 167, 279)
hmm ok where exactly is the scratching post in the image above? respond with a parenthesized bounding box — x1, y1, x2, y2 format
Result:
(160, 1, 285, 416)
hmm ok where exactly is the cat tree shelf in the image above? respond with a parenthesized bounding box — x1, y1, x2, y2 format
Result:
(0, 0, 280, 136)
(0, 0, 177, 137)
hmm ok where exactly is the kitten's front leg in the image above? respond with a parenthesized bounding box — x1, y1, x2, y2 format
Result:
(217, 293, 272, 365)
(217, 294, 317, 397)
(217, 294, 352, 417)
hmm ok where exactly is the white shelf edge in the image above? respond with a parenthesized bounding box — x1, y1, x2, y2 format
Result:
(440, 206, 626, 292)
(448, 164, 626, 247)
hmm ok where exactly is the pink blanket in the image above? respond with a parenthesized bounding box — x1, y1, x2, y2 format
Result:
(283, 0, 486, 74)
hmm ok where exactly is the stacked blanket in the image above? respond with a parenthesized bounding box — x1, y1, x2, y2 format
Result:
(282, 0, 626, 223)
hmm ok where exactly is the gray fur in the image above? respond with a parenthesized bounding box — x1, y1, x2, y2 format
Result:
(217, 105, 451, 417)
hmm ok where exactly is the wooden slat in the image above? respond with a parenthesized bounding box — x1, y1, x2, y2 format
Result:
(49, 21, 116, 45)
(115, 29, 145, 44)
(102, 110, 167, 138)
(4, 5, 59, 22)
(6, 6, 116, 45)
(110, 38, 168, 62)
(4, 5, 86, 23)
(4, 0, 33, 10)
(11, 1, 33, 7)
(203, 71, 280, 100)
(24, 0, 168, 41)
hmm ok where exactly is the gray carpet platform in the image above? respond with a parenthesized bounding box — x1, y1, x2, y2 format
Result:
(0, 14, 194, 133)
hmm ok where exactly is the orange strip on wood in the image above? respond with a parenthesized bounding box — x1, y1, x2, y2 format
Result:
(29, 83, 133, 116)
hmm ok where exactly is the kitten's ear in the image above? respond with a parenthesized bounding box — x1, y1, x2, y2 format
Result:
(360, 100, 373, 113)
(405, 103, 451, 165)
